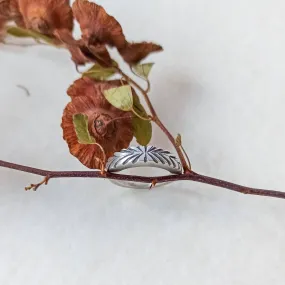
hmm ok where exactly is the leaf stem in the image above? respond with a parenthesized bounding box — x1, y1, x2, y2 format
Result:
(116, 67, 190, 172)
(1, 41, 47, 47)
(181, 145, 191, 169)
(106, 115, 134, 125)
(94, 143, 107, 170)
(0, 159, 284, 200)
(131, 108, 152, 121)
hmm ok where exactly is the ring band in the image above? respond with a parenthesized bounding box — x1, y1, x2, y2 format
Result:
(106, 145, 182, 189)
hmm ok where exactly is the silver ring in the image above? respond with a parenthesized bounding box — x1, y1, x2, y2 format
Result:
(106, 145, 182, 189)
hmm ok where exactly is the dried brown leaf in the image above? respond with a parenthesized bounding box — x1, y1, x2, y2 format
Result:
(79, 44, 112, 67)
(62, 77, 134, 169)
(0, 0, 20, 18)
(0, 16, 5, 38)
(72, 0, 126, 49)
(119, 42, 163, 65)
(53, 28, 77, 45)
(0, 0, 23, 34)
(67, 45, 90, 65)
(18, 0, 73, 36)
(67, 77, 126, 101)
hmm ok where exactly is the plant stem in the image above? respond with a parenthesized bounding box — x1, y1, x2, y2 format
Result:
(117, 68, 190, 172)
(106, 115, 134, 125)
(1, 41, 47, 47)
(94, 143, 106, 173)
(154, 117, 190, 171)
(181, 145, 191, 169)
(131, 108, 152, 121)
(117, 68, 156, 114)
(0, 159, 284, 200)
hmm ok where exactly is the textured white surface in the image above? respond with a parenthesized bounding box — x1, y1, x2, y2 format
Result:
(1, 0, 285, 284)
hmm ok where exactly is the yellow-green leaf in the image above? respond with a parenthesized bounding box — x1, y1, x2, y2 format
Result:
(73, 114, 96, 144)
(132, 94, 152, 145)
(104, 85, 133, 111)
(6, 26, 54, 44)
(175, 134, 182, 147)
(133, 63, 154, 79)
(82, 64, 116, 80)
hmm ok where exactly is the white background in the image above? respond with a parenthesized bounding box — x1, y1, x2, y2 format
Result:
(1, 0, 285, 284)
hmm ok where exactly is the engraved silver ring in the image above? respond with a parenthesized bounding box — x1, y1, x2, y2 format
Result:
(106, 145, 183, 189)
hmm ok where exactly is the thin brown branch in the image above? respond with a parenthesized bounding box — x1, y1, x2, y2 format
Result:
(0, 159, 284, 200)
(25, 175, 50, 191)
(1, 41, 48, 47)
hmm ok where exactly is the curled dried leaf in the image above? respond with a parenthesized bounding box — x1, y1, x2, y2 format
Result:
(67, 45, 90, 65)
(72, 0, 162, 66)
(0, 0, 20, 19)
(18, 0, 73, 36)
(72, 0, 126, 49)
(52, 31, 90, 65)
(67, 77, 129, 100)
(80, 44, 112, 67)
(0, 0, 22, 37)
(53, 28, 77, 45)
(119, 42, 163, 65)
(0, 16, 5, 38)
(62, 77, 134, 169)
(0, 0, 11, 18)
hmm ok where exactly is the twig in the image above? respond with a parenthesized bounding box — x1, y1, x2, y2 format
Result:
(16, 85, 30, 96)
(25, 175, 50, 191)
(1, 41, 48, 47)
(0, 159, 284, 200)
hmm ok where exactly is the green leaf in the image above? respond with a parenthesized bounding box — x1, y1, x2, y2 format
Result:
(132, 94, 152, 146)
(133, 63, 154, 79)
(82, 64, 116, 80)
(103, 85, 133, 111)
(72, 114, 96, 144)
(6, 26, 54, 44)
